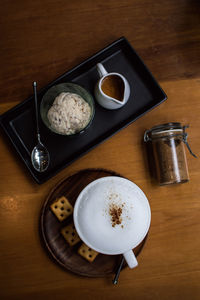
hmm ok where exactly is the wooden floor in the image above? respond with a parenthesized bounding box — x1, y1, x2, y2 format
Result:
(0, 1, 200, 299)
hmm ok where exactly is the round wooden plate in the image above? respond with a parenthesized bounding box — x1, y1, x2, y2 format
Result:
(40, 168, 148, 277)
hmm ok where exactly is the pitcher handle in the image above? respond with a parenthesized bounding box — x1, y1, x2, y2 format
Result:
(96, 63, 107, 78)
(123, 250, 138, 268)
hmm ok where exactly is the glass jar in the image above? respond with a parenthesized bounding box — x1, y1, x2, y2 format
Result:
(144, 123, 196, 185)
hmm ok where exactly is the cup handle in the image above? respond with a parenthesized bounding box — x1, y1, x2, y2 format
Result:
(123, 250, 138, 268)
(96, 63, 107, 78)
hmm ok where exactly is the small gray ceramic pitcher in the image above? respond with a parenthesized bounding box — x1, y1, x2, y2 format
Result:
(94, 63, 130, 110)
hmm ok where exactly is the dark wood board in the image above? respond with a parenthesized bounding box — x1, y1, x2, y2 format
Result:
(40, 168, 148, 277)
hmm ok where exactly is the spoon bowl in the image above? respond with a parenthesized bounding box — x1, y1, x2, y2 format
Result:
(31, 82, 50, 172)
(31, 141, 50, 172)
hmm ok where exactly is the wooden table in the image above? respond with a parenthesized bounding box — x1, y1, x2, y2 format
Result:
(0, 1, 200, 299)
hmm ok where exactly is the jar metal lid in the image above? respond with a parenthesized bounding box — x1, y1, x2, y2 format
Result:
(144, 122, 197, 158)
(144, 122, 184, 141)
(150, 122, 182, 132)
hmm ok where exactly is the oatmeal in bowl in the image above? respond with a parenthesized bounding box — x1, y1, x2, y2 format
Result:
(40, 83, 95, 136)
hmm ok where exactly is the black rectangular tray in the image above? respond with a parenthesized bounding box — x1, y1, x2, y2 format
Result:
(0, 37, 167, 184)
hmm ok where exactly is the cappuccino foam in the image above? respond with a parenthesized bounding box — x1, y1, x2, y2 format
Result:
(74, 177, 151, 254)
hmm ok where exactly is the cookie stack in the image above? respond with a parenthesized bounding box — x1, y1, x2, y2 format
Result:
(50, 196, 98, 262)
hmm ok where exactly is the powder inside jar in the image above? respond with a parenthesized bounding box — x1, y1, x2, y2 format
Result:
(153, 136, 189, 185)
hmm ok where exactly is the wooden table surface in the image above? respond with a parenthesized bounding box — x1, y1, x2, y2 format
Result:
(0, 1, 200, 299)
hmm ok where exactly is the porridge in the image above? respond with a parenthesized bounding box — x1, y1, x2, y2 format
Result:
(47, 92, 91, 135)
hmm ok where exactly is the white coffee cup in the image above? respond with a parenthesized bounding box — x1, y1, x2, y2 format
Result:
(94, 63, 130, 110)
(73, 176, 151, 268)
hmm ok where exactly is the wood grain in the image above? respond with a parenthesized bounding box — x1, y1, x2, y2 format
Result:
(0, 0, 200, 107)
(0, 1, 200, 299)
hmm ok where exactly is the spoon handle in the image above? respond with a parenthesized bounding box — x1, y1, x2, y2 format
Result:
(33, 81, 40, 141)
(112, 256, 125, 284)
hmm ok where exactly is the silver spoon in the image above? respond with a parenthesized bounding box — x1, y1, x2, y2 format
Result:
(31, 81, 50, 172)
(112, 256, 125, 284)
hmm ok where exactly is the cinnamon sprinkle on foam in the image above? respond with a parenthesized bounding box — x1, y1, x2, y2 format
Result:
(109, 203, 123, 227)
